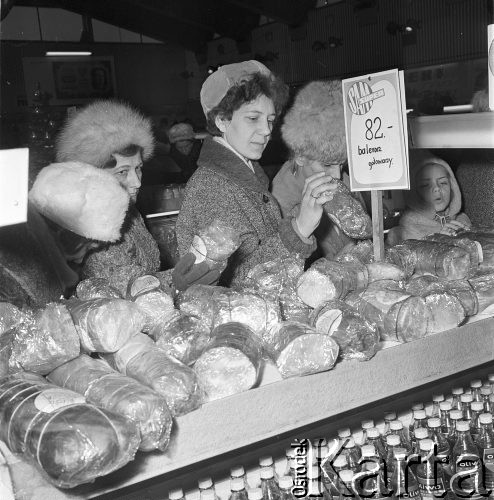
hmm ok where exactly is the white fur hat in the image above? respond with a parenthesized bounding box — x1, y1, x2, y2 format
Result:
(55, 100, 155, 167)
(29, 162, 130, 242)
(281, 80, 347, 165)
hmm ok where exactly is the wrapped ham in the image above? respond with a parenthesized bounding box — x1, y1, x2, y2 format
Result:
(322, 180, 372, 239)
(48, 354, 173, 452)
(297, 259, 368, 309)
(189, 219, 241, 273)
(66, 298, 146, 353)
(309, 300, 379, 361)
(423, 291, 465, 334)
(0, 372, 140, 488)
(131, 284, 177, 332)
(269, 322, 339, 378)
(76, 278, 122, 300)
(9, 303, 80, 375)
(0, 302, 25, 334)
(386, 240, 472, 280)
(106, 333, 202, 416)
(336, 239, 373, 265)
(193, 322, 262, 402)
(468, 274, 494, 313)
(152, 313, 210, 365)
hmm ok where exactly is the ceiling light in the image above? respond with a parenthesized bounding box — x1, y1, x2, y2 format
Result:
(45, 51, 92, 56)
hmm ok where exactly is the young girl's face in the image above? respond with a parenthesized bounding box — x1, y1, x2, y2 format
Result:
(416, 163, 451, 212)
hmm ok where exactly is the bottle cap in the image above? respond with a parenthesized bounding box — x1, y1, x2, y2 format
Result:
(231, 478, 245, 492)
(390, 420, 403, 431)
(450, 409, 463, 420)
(432, 394, 445, 402)
(480, 413, 493, 424)
(393, 448, 407, 459)
(333, 455, 348, 468)
(470, 379, 482, 388)
(460, 394, 473, 403)
(481, 386, 492, 396)
(414, 409, 426, 419)
(198, 478, 213, 489)
(311, 465, 320, 479)
(231, 466, 245, 477)
(420, 439, 434, 451)
(260, 468, 274, 480)
(338, 427, 351, 438)
(201, 492, 215, 500)
(452, 387, 464, 395)
(279, 476, 294, 488)
(414, 427, 429, 440)
(340, 469, 354, 482)
(343, 437, 355, 448)
(488, 374, 494, 383)
(456, 420, 470, 432)
(285, 447, 295, 459)
(386, 434, 400, 446)
(384, 411, 397, 421)
(362, 419, 374, 429)
(428, 418, 441, 428)
(259, 456, 273, 467)
(367, 427, 380, 438)
(169, 489, 184, 500)
(439, 401, 452, 411)
(471, 401, 484, 411)
(361, 444, 376, 458)
(412, 403, 424, 411)
(247, 488, 263, 500)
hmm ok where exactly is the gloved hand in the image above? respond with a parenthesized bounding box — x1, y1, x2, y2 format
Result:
(172, 253, 221, 292)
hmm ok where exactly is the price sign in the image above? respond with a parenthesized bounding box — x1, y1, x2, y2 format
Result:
(342, 69, 409, 192)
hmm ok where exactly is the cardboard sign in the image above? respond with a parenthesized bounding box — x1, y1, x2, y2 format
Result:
(0, 148, 29, 227)
(343, 69, 409, 191)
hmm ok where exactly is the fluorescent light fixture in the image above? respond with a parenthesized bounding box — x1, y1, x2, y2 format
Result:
(45, 51, 92, 56)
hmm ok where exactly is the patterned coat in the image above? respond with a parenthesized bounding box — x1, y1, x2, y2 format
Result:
(176, 138, 316, 286)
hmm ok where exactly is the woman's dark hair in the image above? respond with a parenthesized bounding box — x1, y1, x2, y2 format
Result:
(206, 72, 289, 136)
(103, 144, 142, 169)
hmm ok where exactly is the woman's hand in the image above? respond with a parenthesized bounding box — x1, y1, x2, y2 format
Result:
(295, 172, 338, 238)
(439, 219, 470, 236)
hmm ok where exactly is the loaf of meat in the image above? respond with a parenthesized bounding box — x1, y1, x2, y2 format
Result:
(468, 274, 494, 313)
(152, 313, 211, 365)
(269, 321, 339, 378)
(48, 354, 173, 452)
(336, 239, 374, 265)
(106, 333, 202, 416)
(189, 218, 241, 273)
(0, 302, 25, 334)
(0, 372, 140, 488)
(322, 180, 372, 239)
(454, 230, 494, 273)
(9, 303, 80, 375)
(193, 322, 262, 402)
(422, 291, 465, 334)
(386, 240, 471, 280)
(76, 277, 122, 300)
(309, 300, 379, 361)
(133, 289, 177, 332)
(66, 298, 146, 353)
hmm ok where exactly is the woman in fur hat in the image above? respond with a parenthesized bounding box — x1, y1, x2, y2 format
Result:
(0, 162, 129, 307)
(386, 150, 471, 246)
(176, 61, 337, 286)
(272, 80, 367, 260)
(56, 100, 218, 294)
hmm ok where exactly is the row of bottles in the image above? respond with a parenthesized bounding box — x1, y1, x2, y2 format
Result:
(168, 374, 494, 500)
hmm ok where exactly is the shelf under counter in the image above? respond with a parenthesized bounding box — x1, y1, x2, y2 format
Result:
(408, 112, 494, 149)
(61, 318, 494, 499)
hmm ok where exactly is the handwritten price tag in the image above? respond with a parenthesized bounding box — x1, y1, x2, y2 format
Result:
(342, 69, 409, 191)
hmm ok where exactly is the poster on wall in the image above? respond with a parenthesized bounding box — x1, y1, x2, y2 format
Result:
(23, 56, 117, 105)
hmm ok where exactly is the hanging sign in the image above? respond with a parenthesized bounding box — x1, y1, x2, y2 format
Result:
(0, 148, 29, 227)
(342, 69, 409, 192)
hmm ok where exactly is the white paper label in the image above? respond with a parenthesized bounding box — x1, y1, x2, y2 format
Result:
(0, 148, 29, 227)
(34, 388, 85, 413)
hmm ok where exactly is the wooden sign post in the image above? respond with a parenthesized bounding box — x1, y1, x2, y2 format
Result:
(342, 69, 409, 261)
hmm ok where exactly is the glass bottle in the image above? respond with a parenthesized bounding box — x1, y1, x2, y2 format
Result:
(385, 434, 402, 482)
(338, 469, 357, 500)
(439, 401, 453, 437)
(260, 467, 281, 500)
(410, 410, 427, 451)
(359, 459, 388, 500)
(365, 427, 387, 462)
(476, 413, 494, 491)
(447, 409, 463, 448)
(284, 448, 295, 477)
(390, 420, 411, 453)
(470, 379, 482, 402)
(480, 386, 492, 413)
(229, 478, 249, 500)
(488, 374, 494, 392)
(470, 401, 484, 442)
(415, 439, 447, 500)
(460, 393, 473, 421)
(323, 454, 348, 495)
(308, 465, 332, 500)
(426, 418, 451, 473)
(390, 448, 421, 500)
(231, 466, 250, 491)
(411, 428, 429, 475)
(259, 456, 278, 483)
(338, 427, 351, 445)
(451, 420, 483, 500)
(248, 488, 263, 500)
(169, 489, 185, 500)
(361, 419, 375, 445)
(383, 412, 397, 439)
(451, 387, 464, 411)
(199, 477, 218, 500)
(430, 394, 444, 418)
(342, 437, 361, 472)
(278, 476, 295, 500)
